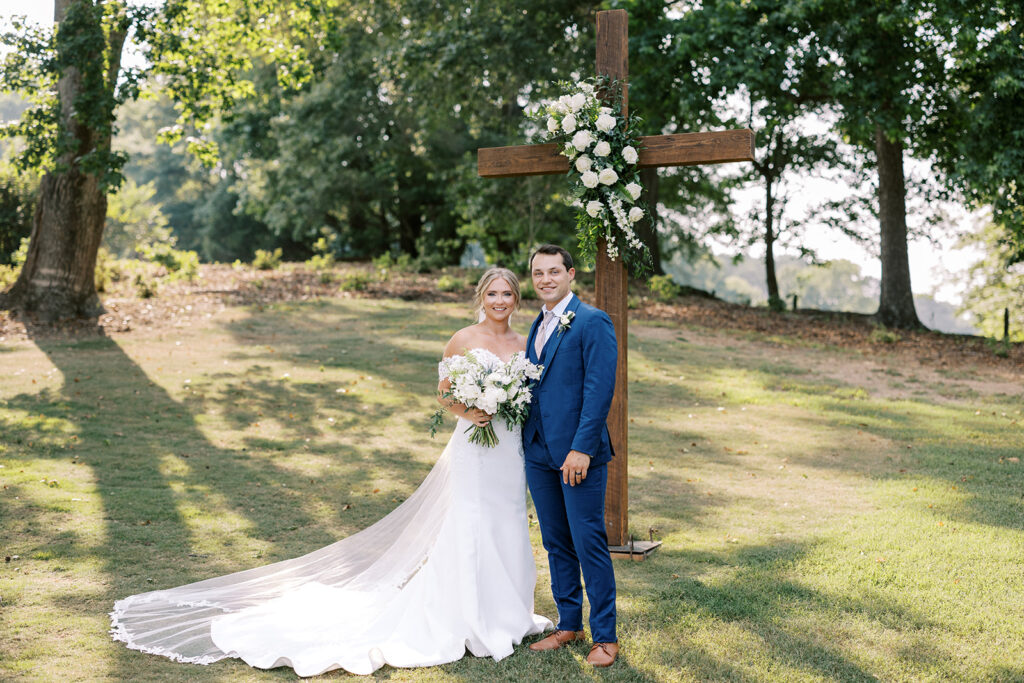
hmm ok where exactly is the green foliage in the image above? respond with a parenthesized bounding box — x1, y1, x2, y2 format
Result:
(140, 243, 199, 282)
(133, 272, 157, 298)
(0, 264, 17, 291)
(338, 271, 371, 292)
(103, 179, 173, 258)
(519, 279, 537, 301)
(961, 221, 1024, 342)
(436, 275, 465, 293)
(869, 326, 902, 344)
(0, 163, 37, 264)
(93, 248, 122, 293)
(304, 237, 335, 271)
(11, 236, 29, 267)
(648, 274, 680, 302)
(252, 248, 282, 271)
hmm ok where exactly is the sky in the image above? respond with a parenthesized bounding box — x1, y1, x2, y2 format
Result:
(2, 1, 984, 305)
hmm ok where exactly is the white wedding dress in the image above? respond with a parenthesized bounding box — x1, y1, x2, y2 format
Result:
(110, 352, 552, 676)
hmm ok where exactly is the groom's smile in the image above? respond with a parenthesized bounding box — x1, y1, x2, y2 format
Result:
(531, 253, 576, 307)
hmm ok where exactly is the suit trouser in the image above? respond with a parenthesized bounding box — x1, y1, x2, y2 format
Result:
(525, 454, 617, 643)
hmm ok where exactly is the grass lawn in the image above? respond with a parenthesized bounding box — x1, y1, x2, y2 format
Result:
(1, 296, 1021, 681)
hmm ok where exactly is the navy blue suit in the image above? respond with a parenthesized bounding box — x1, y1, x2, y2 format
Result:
(524, 293, 617, 643)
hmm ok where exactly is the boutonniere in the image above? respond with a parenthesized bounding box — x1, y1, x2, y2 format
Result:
(557, 311, 575, 336)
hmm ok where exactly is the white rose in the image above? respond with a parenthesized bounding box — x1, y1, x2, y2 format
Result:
(622, 145, 639, 164)
(562, 113, 577, 134)
(629, 206, 644, 223)
(547, 117, 559, 133)
(569, 93, 587, 111)
(552, 101, 567, 115)
(571, 129, 594, 151)
(599, 106, 613, 115)
(575, 155, 593, 173)
(593, 140, 611, 157)
(625, 181, 642, 200)
(580, 83, 595, 95)
(598, 168, 619, 185)
(596, 113, 616, 133)
(581, 171, 600, 188)
(586, 200, 603, 218)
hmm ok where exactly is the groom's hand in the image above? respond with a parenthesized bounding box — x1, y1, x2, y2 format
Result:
(561, 450, 590, 486)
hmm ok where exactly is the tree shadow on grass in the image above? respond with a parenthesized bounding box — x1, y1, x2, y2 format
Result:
(0, 325, 434, 680)
(616, 541, 943, 682)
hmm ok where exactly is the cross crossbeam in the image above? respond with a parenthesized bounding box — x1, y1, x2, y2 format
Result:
(478, 130, 756, 178)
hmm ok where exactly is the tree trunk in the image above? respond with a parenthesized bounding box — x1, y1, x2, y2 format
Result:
(637, 166, 664, 275)
(764, 175, 782, 310)
(873, 125, 921, 328)
(0, 0, 125, 320)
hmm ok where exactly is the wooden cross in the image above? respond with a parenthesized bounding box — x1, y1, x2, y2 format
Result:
(478, 9, 755, 554)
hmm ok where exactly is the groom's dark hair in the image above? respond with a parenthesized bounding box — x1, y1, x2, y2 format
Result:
(529, 244, 574, 271)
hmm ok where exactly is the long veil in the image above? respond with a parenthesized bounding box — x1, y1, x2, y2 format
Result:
(110, 444, 454, 664)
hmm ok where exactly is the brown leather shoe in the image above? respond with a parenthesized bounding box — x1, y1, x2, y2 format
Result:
(529, 629, 585, 652)
(586, 642, 619, 667)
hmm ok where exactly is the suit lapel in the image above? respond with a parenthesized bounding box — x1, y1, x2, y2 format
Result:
(538, 294, 581, 384)
(526, 309, 544, 364)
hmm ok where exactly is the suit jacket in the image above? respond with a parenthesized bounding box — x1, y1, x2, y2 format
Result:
(523, 293, 617, 469)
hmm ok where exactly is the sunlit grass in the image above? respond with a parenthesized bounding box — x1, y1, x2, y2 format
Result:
(1, 298, 1021, 681)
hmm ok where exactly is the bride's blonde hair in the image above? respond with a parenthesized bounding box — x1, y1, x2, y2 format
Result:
(473, 267, 521, 318)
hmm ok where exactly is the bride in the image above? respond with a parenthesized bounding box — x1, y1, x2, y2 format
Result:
(110, 267, 552, 676)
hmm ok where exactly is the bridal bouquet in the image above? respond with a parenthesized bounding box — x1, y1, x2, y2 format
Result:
(434, 350, 543, 447)
(531, 76, 652, 277)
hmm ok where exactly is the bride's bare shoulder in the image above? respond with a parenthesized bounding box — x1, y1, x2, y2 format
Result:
(442, 324, 481, 358)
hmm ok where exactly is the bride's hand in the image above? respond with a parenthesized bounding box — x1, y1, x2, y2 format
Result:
(467, 408, 493, 427)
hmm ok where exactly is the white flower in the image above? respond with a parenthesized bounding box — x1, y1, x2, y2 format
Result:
(598, 168, 619, 185)
(547, 117, 559, 133)
(625, 182, 642, 200)
(596, 113, 616, 133)
(599, 106, 613, 115)
(552, 101, 568, 115)
(586, 200, 603, 217)
(571, 129, 594, 151)
(569, 93, 587, 112)
(580, 83, 596, 95)
(622, 145, 639, 164)
(593, 140, 611, 157)
(575, 155, 593, 173)
(563, 142, 577, 157)
(581, 171, 600, 188)
(629, 206, 644, 223)
(562, 113, 577, 134)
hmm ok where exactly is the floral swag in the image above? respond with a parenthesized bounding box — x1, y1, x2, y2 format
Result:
(533, 77, 652, 277)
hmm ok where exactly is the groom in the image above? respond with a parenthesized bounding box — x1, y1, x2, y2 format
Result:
(523, 244, 619, 667)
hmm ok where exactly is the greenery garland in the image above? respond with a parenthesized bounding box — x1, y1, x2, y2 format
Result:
(532, 77, 651, 276)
